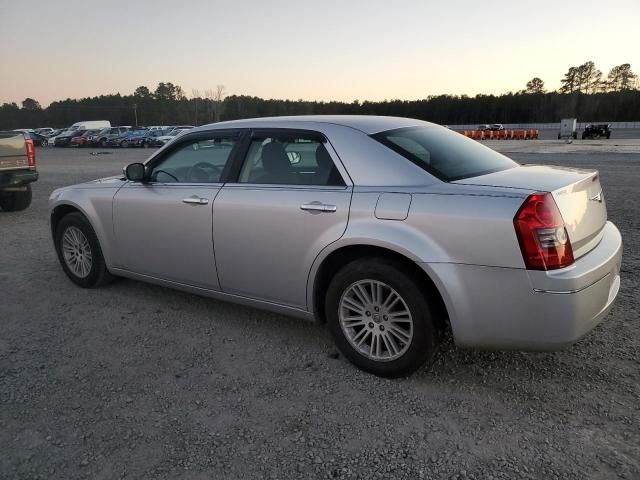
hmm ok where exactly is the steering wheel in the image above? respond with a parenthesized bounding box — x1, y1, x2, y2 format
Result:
(188, 162, 221, 182)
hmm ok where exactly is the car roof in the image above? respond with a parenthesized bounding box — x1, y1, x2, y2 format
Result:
(196, 115, 433, 135)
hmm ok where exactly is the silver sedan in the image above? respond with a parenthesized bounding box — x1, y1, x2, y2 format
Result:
(49, 116, 622, 377)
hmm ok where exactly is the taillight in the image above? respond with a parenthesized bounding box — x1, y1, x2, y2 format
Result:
(25, 138, 36, 169)
(513, 192, 574, 270)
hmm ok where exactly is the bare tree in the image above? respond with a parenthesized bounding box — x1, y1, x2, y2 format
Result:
(213, 85, 226, 122)
(191, 89, 201, 125)
(204, 85, 226, 122)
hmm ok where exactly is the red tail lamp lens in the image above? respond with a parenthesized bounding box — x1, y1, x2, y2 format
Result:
(514, 193, 574, 270)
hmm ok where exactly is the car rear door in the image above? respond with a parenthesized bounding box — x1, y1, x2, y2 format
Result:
(112, 130, 242, 289)
(212, 129, 352, 308)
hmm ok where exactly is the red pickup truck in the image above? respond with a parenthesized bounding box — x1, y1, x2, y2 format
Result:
(0, 131, 38, 211)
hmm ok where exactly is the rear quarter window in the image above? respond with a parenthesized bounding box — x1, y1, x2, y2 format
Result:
(372, 126, 518, 181)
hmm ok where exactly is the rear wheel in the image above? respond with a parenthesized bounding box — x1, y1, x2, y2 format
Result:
(142, 140, 149, 148)
(54, 212, 113, 288)
(325, 258, 439, 378)
(0, 185, 32, 211)
(120, 140, 129, 148)
(99, 138, 107, 147)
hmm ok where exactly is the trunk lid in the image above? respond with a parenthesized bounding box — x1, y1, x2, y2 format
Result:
(0, 131, 29, 171)
(455, 165, 607, 258)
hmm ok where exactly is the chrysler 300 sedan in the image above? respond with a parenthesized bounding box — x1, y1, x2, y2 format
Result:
(49, 116, 622, 377)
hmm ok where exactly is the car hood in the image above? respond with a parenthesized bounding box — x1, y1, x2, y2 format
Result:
(52, 175, 125, 193)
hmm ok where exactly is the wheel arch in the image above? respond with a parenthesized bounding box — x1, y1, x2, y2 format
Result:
(309, 243, 450, 335)
(50, 199, 115, 268)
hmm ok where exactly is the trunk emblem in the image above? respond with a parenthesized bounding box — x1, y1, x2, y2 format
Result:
(589, 191, 603, 203)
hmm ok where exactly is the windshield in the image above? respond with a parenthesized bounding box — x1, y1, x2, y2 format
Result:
(372, 126, 518, 182)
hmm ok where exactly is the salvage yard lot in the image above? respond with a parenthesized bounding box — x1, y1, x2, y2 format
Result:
(1, 145, 639, 479)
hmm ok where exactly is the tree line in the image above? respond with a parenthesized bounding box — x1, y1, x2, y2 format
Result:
(1, 62, 638, 130)
(524, 62, 638, 95)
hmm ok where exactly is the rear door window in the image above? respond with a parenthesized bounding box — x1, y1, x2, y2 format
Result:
(373, 126, 518, 181)
(238, 132, 344, 186)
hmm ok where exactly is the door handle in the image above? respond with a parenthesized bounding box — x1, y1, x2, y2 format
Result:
(182, 196, 209, 205)
(300, 202, 337, 213)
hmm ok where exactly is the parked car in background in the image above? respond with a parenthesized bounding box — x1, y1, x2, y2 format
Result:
(582, 124, 611, 139)
(55, 129, 88, 147)
(48, 116, 622, 377)
(122, 129, 167, 148)
(171, 125, 196, 130)
(0, 131, 38, 211)
(150, 127, 192, 147)
(88, 127, 130, 147)
(48, 129, 72, 146)
(48, 129, 65, 137)
(25, 131, 49, 147)
(477, 124, 490, 131)
(489, 124, 505, 131)
(70, 129, 101, 147)
(105, 128, 147, 148)
(66, 120, 111, 133)
(147, 125, 171, 132)
(34, 128, 55, 136)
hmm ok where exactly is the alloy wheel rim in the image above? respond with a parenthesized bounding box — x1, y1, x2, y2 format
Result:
(339, 279, 413, 362)
(62, 226, 93, 278)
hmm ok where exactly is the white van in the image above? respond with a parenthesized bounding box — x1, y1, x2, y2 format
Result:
(67, 120, 111, 132)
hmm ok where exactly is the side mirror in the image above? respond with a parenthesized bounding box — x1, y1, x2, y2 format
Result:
(124, 163, 146, 182)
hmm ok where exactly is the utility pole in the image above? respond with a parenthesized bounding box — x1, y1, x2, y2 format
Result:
(133, 103, 138, 126)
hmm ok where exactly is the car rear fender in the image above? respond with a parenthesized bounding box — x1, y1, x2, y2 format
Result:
(306, 191, 447, 312)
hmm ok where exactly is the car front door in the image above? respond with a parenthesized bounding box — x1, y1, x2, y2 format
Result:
(213, 129, 352, 308)
(112, 131, 241, 289)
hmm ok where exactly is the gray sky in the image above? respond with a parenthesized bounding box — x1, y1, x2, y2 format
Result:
(1, 0, 638, 106)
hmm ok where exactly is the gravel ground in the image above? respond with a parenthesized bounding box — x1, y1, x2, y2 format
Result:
(1, 147, 638, 480)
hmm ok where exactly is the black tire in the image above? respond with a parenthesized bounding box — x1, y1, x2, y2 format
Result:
(573, 132, 577, 139)
(40, 139, 47, 147)
(99, 138, 107, 148)
(325, 257, 439, 378)
(0, 185, 32, 211)
(606, 133, 611, 139)
(120, 140, 129, 148)
(142, 141, 149, 148)
(557, 133, 561, 139)
(54, 212, 114, 288)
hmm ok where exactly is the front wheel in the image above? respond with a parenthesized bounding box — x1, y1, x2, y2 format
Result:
(0, 185, 32, 211)
(54, 212, 113, 288)
(325, 258, 439, 378)
(120, 140, 129, 148)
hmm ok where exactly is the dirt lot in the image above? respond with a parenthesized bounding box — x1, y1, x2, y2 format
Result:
(1, 145, 639, 480)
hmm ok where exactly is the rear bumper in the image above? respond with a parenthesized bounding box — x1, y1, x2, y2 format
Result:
(424, 221, 622, 350)
(0, 169, 38, 188)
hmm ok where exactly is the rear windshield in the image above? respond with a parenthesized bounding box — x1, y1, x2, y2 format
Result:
(372, 126, 518, 181)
